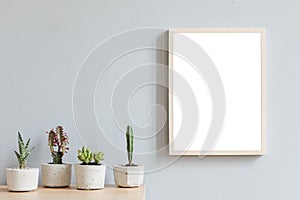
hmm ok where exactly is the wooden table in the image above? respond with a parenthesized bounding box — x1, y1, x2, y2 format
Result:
(0, 185, 145, 200)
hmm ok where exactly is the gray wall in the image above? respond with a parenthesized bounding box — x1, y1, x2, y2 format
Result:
(0, 0, 300, 199)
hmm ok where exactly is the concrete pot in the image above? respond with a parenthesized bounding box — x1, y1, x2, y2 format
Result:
(41, 163, 72, 187)
(74, 164, 106, 190)
(6, 168, 39, 192)
(113, 165, 144, 187)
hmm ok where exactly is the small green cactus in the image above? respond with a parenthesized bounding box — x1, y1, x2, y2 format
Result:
(126, 125, 134, 166)
(14, 132, 34, 169)
(77, 146, 104, 165)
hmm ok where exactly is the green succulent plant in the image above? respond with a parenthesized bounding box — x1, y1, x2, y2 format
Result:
(126, 125, 134, 166)
(77, 146, 104, 165)
(14, 132, 34, 169)
(94, 152, 104, 165)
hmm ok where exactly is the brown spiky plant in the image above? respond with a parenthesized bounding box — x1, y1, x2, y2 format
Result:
(46, 126, 69, 164)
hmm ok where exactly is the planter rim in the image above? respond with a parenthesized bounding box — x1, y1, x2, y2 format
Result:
(74, 163, 105, 167)
(114, 164, 144, 168)
(41, 163, 72, 166)
(6, 167, 39, 171)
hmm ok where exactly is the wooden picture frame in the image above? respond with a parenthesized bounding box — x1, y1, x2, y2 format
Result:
(169, 28, 266, 155)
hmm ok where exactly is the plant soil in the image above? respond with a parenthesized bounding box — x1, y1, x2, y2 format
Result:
(80, 162, 102, 166)
(122, 164, 139, 167)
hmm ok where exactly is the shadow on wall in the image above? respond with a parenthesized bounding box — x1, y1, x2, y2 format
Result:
(155, 32, 169, 154)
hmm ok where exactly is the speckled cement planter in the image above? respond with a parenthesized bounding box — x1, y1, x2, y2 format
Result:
(74, 164, 106, 190)
(6, 168, 39, 192)
(41, 163, 72, 187)
(113, 165, 144, 187)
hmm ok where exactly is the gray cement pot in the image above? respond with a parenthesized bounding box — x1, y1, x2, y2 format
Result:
(113, 165, 144, 187)
(6, 168, 39, 192)
(41, 163, 72, 187)
(74, 164, 106, 190)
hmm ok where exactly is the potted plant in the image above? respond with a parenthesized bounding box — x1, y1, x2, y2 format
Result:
(74, 147, 106, 190)
(113, 125, 144, 187)
(6, 132, 39, 192)
(41, 126, 71, 187)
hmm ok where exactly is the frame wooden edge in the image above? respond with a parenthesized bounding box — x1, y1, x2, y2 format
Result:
(168, 28, 266, 156)
(261, 28, 267, 155)
(169, 28, 266, 33)
(168, 30, 174, 155)
(169, 150, 264, 156)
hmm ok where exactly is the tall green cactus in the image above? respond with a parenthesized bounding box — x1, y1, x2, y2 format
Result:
(14, 132, 34, 169)
(126, 125, 133, 166)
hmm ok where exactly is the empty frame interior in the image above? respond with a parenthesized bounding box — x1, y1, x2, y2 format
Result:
(169, 28, 266, 155)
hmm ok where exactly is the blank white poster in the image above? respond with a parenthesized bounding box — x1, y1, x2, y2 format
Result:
(169, 29, 266, 155)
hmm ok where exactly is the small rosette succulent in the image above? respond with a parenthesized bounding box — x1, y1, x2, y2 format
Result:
(78, 147, 104, 165)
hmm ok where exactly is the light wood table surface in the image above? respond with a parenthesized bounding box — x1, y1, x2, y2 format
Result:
(0, 185, 145, 200)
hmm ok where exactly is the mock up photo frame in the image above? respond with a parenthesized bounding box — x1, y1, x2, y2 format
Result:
(169, 28, 266, 155)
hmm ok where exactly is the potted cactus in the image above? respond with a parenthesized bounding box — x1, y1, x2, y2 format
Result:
(113, 125, 144, 187)
(74, 147, 106, 190)
(41, 126, 71, 187)
(6, 132, 39, 192)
